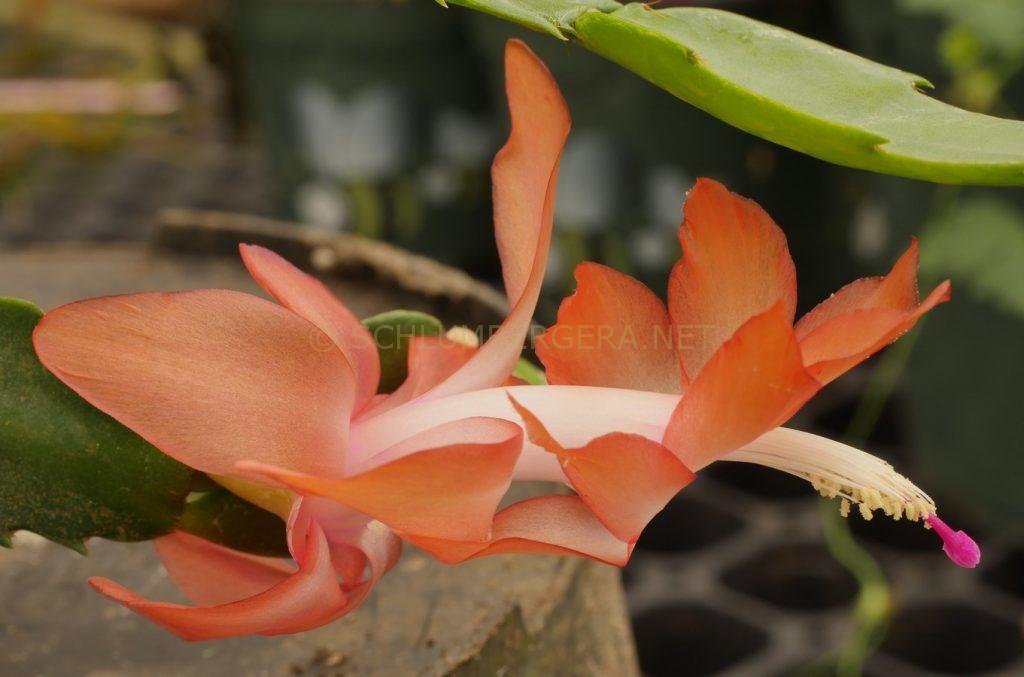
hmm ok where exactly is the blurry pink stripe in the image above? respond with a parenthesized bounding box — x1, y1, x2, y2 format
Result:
(0, 79, 182, 115)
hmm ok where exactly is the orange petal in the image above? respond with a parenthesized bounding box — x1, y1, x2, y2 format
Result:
(796, 240, 951, 385)
(421, 39, 570, 400)
(238, 418, 523, 542)
(89, 513, 347, 640)
(33, 290, 354, 477)
(508, 395, 694, 542)
(361, 336, 476, 418)
(240, 244, 380, 411)
(663, 302, 818, 471)
(668, 178, 797, 381)
(536, 262, 683, 393)
(407, 494, 632, 566)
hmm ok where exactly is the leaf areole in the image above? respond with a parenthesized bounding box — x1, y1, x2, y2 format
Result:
(362, 309, 444, 393)
(0, 298, 194, 552)
(177, 488, 290, 557)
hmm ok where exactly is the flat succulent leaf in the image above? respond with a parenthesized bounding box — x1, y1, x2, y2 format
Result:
(177, 487, 290, 557)
(921, 196, 1024, 317)
(436, 0, 619, 38)
(443, 1, 1024, 185)
(362, 310, 444, 393)
(0, 298, 194, 552)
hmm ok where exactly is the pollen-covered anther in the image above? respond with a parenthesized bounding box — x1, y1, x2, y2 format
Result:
(727, 427, 937, 526)
(808, 474, 933, 524)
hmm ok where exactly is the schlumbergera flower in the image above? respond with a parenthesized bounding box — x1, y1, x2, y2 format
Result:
(529, 177, 979, 566)
(31, 40, 976, 642)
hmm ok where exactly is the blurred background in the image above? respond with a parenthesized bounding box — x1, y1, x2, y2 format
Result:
(2, 0, 1024, 674)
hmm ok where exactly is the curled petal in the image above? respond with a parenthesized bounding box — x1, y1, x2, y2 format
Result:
(154, 532, 294, 608)
(668, 178, 797, 381)
(88, 512, 347, 640)
(509, 395, 694, 542)
(664, 303, 818, 471)
(796, 240, 951, 384)
(239, 418, 523, 542)
(536, 262, 683, 393)
(408, 494, 632, 566)
(240, 244, 380, 411)
(33, 290, 354, 477)
(421, 39, 570, 400)
(298, 498, 402, 614)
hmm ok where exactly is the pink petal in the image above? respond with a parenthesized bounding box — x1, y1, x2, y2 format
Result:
(297, 497, 402, 615)
(361, 336, 476, 419)
(663, 303, 819, 471)
(407, 494, 633, 566)
(33, 290, 354, 477)
(239, 418, 523, 542)
(668, 178, 798, 381)
(88, 510, 347, 640)
(153, 532, 294, 608)
(240, 244, 380, 411)
(417, 40, 570, 400)
(508, 395, 694, 542)
(351, 385, 680, 482)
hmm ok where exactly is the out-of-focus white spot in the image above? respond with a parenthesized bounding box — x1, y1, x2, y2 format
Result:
(851, 197, 890, 262)
(555, 129, 623, 235)
(644, 164, 692, 232)
(433, 108, 495, 168)
(544, 239, 567, 289)
(418, 164, 460, 205)
(295, 181, 349, 232)
(293, 81, 416, 181)
(631, 228, 675, 272)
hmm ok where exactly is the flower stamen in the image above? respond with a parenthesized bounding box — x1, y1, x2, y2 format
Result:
(727, 427, 981, 568)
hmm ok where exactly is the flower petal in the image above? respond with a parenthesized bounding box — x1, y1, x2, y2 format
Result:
(421, 39, 570, 400)
(663, 303, 818, 471)
(361, 336, 476, 418)
(154, 532, 294, 608)
(668, 178, 797, 381)
(240, 244, 380, 411)
(407, 494, 632, 566)
(536, 262, 683, 393)
(33, 290, 354, 477)
(88, 510, 347, 640)
(508, 395, 694, 542)
(796, 240, 951, 384)
(298, 497, 402, 611)
(238, 418, 523, 542)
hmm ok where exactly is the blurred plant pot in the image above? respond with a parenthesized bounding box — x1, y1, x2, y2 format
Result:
(228, 0, 498, 275)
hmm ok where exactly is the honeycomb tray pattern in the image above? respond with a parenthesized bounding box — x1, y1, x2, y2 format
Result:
(623, 380, 1024, 676)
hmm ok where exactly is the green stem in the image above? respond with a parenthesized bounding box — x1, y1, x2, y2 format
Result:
(821, 498, 892, 677)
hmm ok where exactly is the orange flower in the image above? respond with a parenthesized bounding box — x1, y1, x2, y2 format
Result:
(531, 177, 977, 566)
